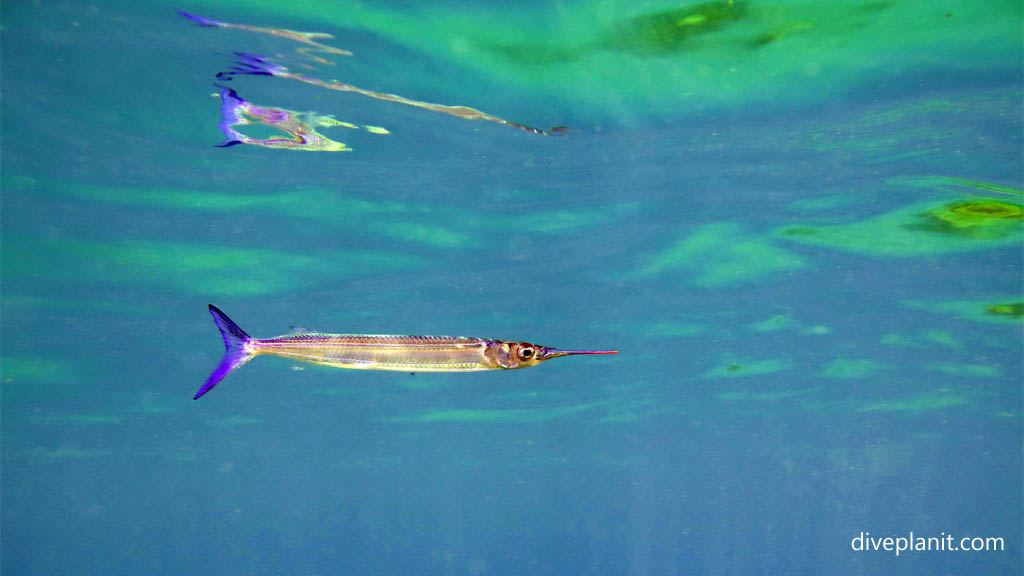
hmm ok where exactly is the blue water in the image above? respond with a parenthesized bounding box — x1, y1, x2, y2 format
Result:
(3, 1, 1022, 575)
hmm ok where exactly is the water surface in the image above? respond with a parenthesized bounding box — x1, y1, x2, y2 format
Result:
(3, 1, 1022, 574)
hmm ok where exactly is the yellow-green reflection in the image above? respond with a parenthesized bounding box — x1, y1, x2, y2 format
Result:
(778, 198, 1023, 256)
(201, 0, 1020, 117)
(903, 297, 1024, 324)
(6, 237, 422, 296)
(926, 364, 1000, 378)
(913, 200, 1023, 239)
(597, 1, 750, 54)
(861, 392, 969, 413)
(922, 330, 960, 349)
(987, 302, 1023, 317)
(636, 223, 804, 287)
(27, 177, 629, 250)
(787, 194, 862, 213)
(368, 221, 470, 248)
(821, 358, 888, 379)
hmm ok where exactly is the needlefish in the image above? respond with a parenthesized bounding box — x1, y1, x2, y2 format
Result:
(195, 305, 618, 399)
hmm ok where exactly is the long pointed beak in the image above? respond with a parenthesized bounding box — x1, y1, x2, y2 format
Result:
(543, 348, 618, 360)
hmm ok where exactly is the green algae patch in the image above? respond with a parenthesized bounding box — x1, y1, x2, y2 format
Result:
(777, 198, 1023, 257)
(903, 298, 1024, 324)
(987, 302, 1023, 318)
(636, 223, 805, 287)
(911, 200, 1023, 239)
(705, 358, 790, 378)
(821, 358, 888, 380)
(926, 364, 1000, 379)
(861, 392, 969, 413)
(597, 0, 750, 54)
(922, 330, 960, 349)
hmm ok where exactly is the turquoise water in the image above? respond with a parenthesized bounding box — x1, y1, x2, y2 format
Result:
(3, 1, 1022, 574)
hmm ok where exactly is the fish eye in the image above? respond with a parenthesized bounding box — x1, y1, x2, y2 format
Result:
(518, 346, 536, 360)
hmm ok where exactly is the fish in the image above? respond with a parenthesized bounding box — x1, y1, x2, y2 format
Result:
(195, 305, 618, 399)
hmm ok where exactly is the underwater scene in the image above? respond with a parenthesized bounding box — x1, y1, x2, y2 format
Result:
(2, 1, 1021, 574)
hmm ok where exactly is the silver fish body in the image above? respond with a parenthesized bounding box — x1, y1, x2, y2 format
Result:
(195, 305, 617, 399)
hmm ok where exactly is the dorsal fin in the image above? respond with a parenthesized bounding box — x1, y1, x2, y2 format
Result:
(288, 325, 319, 335)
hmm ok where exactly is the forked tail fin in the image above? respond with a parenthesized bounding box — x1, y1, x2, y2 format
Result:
(195, 305, 255, 400)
